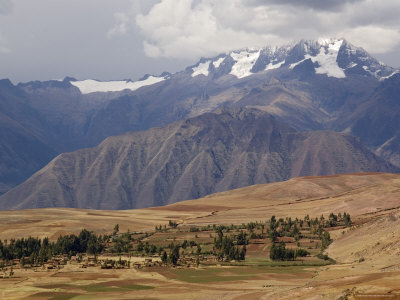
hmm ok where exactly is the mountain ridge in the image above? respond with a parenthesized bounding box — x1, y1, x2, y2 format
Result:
(13, 38, 398, 94)
(187, 38, 397, 81)
(0, 108, 397, 210)
(0, 38, 399, 195)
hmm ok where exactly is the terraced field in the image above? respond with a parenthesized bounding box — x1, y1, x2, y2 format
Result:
(0, 173, 399, 299)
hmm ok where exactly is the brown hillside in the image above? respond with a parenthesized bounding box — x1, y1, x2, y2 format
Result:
(1, 173, 400, 299)
(1, 172, 399, 240)
(0, 108, 397, 210)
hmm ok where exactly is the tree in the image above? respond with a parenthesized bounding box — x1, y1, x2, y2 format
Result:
(269, 228, 279, 242)
(343, 212, 351, 227)
(295, 248, 309, 257)
(285, 248, 296, 260)
(20, 256, 26, 267)
(168, 220, 178, 228)
(169, 245, 180, 266)
(190, 226, 199, 232)
(137, 241, 144, 252)
(240, 245, 246, 261)
(87, 235, 104, 256)
(269, 243, 280, 260)
(236, 231, 248, 245)
(321, 231, 332, 250)
(291, 225, 300, 237)
(113, 224, 119, 236)
(270, 242, 296, 261)
(161, 251, 168, 265)
(269, 215, 277, 230)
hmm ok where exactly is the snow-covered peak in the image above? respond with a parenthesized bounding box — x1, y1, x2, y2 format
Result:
(196, 39, 349, 79)
(317, 37, 342, 46)
(70, 75, 167, 94)
(189, 38, 397, 81)
(304, 39, 346, 78)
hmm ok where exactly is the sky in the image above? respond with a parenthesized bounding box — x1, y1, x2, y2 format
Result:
(0, 0, 399, 83)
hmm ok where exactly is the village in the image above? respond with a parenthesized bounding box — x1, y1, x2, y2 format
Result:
(0, 212, 352, 279)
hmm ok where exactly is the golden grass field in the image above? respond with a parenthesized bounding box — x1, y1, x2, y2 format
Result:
(0, 172, 400, 299)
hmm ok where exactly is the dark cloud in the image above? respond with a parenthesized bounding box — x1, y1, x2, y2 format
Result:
(249, 0, 365, 11)
(0, 0, 399, 82)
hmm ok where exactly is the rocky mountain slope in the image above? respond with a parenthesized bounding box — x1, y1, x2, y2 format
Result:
(339, 73, 400, 164)
(0, 108, 396, 210)
(0, 79, 56, 194)
(1, 38, 399, 195)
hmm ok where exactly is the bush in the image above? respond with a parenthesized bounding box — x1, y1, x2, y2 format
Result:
(316, 253, 329, 260)
(189, 226, 199, 232)
(270, 242, 296, 261)
(295, 248, 309, 257)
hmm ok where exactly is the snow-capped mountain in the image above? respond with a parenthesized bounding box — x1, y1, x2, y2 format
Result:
(48, 38, 399, 95)
(69, 74, 169, 94)
(1, 38, 400, 197)
(190, 38, 398, 80)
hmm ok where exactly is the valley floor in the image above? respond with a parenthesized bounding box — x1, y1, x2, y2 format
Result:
(0, 245, 399, 299)
(0, 173, 399, 299)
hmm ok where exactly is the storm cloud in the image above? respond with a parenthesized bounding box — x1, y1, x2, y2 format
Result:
(0, 0, 399, 82)
(249, 0, 365, 11)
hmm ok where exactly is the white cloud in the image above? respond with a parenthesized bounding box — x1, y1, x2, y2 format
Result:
(135, 0, 284, 58)
(143, 41, 162, 57)
(110, 0, 400, 60)
(107, 0, 158, 38)
(341, 26, 400, 54)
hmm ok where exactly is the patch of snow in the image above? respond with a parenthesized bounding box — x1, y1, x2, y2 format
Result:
(230, 50, 261, 78)
(265, 60, 285, 71)
(342, 126, 352, 134)
(310, 40, 345, 78)
(379, 70, 400, 81)
(192, 61, 211, 77)
(346, 63, 357, 69)
(345, 48, 357, 54)
(213, 57, 225, 69)
(288, 39, 346, 78)
(289, 58, 307, 69)
(70, 76, 166, 94)
(318, 38, 338, 46)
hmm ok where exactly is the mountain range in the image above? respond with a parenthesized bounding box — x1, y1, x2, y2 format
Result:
(0, 38, 399, 208)
(0, 107, 396, 210)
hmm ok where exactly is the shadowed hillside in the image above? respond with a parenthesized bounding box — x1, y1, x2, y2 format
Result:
(0, 108, 397, 210)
